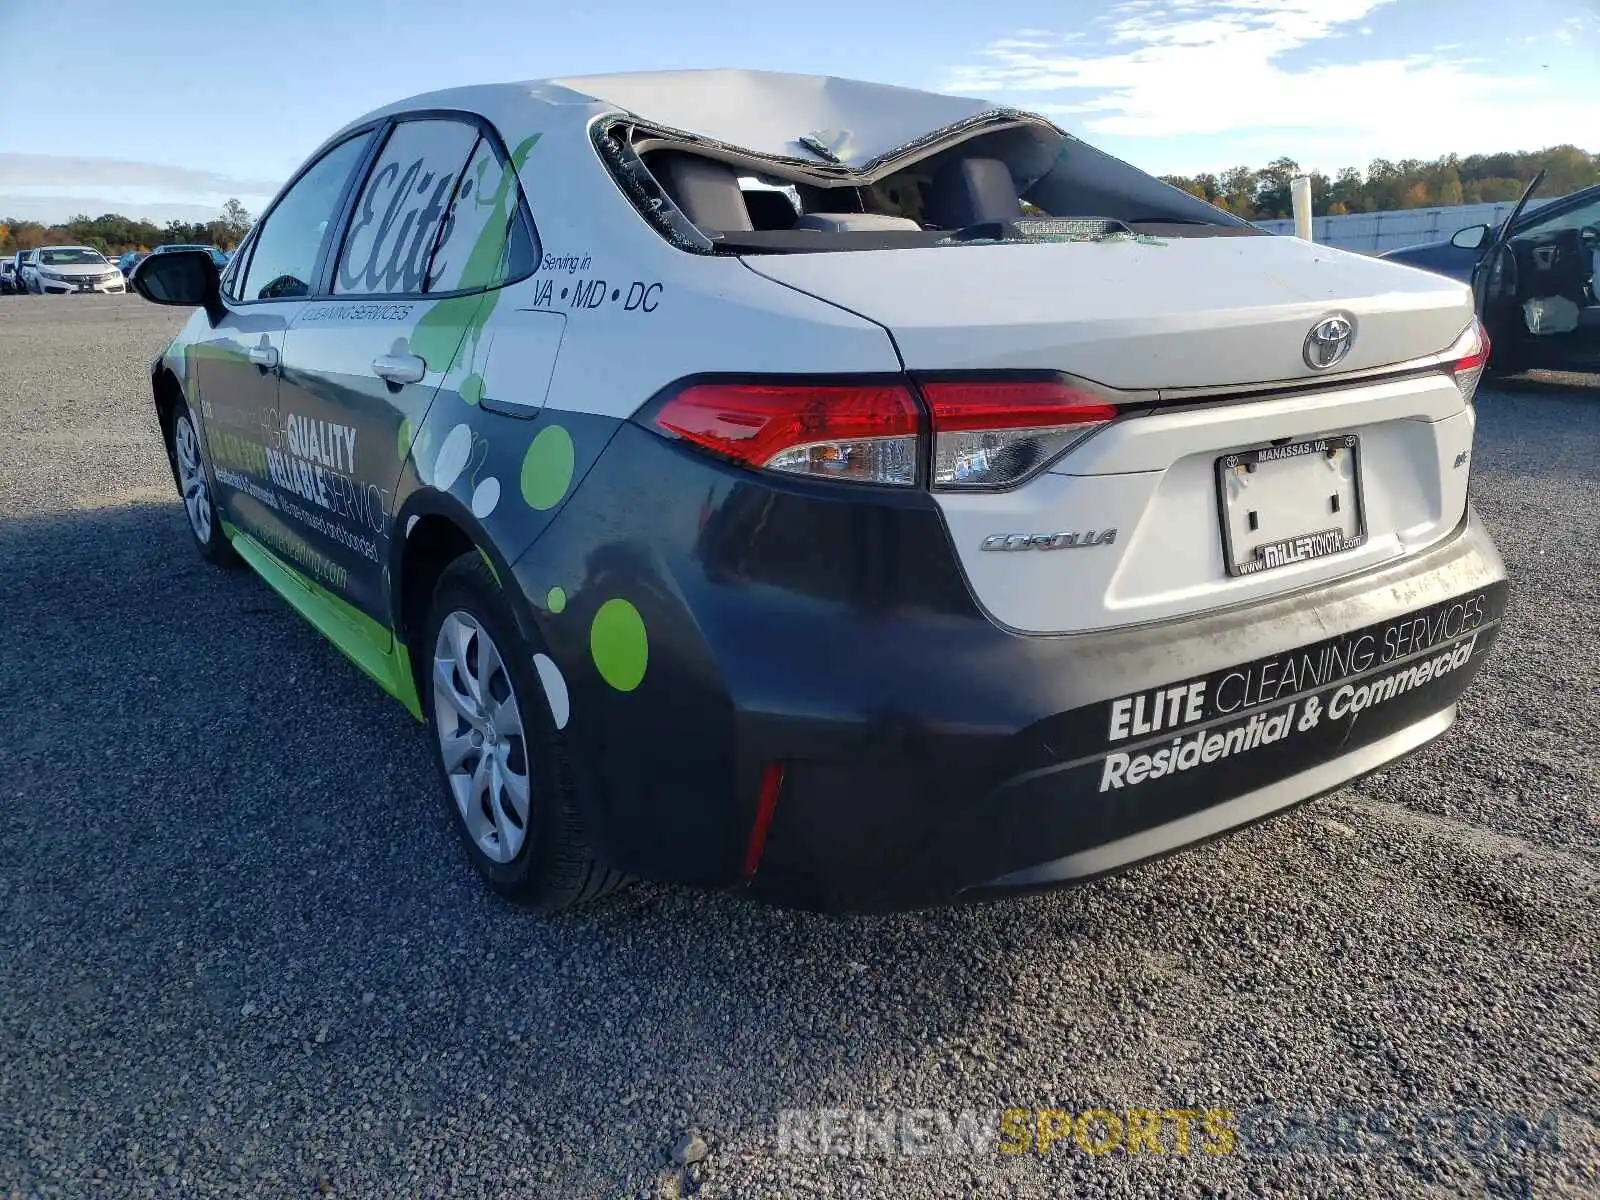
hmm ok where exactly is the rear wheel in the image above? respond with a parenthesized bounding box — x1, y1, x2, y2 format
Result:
(169, 401, 238, 566)
(421, 553, 624, 910)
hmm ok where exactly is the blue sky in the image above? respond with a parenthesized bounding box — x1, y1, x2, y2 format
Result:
(1, 0, 1596, 224)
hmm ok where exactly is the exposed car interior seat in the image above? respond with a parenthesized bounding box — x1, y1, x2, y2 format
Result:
(1513, 228, 1593, 335)
(1516, 229, 1589, 304)
(921, 157, 1023, 229)
(650, 152, 753, 232)
(650, 146, 1033, 236)
(611, 113, 1259, 249)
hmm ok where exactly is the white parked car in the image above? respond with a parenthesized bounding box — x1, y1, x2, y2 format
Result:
(26, 245, 126, 294)
(130, 70, 1507, 914)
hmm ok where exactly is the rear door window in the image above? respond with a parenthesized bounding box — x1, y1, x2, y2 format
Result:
(333, 118, 480, 296)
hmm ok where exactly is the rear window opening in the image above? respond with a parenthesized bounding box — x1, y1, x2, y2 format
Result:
(598, 118, 1263, 254)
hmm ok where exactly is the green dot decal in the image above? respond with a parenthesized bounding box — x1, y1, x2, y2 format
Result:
(397, 417, 414, 461)
(520, 424, 575, 511)
(590, 599, 648, 692)
(460, 374, 484, 406)
(546, 586, 567, 614)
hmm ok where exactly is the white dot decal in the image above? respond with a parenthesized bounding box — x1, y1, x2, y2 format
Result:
(471, 476, 501, 519)
(433, 423, 473, 492)
(532, 653, 570, 731)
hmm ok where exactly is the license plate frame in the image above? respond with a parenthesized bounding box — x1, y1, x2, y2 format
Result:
(1215, 434, 1366, 578)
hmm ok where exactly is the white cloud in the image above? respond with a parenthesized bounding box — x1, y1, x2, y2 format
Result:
(0, 153, 282, 226)
(941, 0, 1600, 172)
(0, 193, 243, 226)
(0, 153, 281, 198)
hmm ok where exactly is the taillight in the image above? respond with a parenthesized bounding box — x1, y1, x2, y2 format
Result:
(920, 379, 1117, 489)
(653, 382, 921, 486)
(1446, 319, 1490, 402)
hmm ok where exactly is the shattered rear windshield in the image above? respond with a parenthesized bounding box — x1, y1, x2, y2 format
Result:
(600, 117, 1258, 254)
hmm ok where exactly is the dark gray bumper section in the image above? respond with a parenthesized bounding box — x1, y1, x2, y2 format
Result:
(757, 509, 1506, 912)
(962, 509, 1507, 897)
(983, 705, 1456, 888)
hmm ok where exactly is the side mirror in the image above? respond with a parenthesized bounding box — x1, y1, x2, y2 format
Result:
(1450, 224, 1490, 251)
(131, 249, 225, 326)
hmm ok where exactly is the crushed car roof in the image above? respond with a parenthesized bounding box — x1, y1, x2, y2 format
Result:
(547, 70, 1003, 167)
(330, 69, 1239, 231)
(346, 69, 1018, 169)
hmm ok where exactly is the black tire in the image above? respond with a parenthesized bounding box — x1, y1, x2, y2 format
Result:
(168, 398, 239, 567)
(420, 552, 625, 911)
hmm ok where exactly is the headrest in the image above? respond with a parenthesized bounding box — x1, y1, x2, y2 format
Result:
(923, 157, 1023, 229)
(651, 152, 753, 232)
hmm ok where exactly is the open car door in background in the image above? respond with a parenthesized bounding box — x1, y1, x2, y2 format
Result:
(1473, 171, 1543, 372)
(1469, 170, 1600, 373)
(1496, 183, 1600, 373)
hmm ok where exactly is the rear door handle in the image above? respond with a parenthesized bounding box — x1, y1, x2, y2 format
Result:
(247, 345, 279, 370)
(372, 353, 426, 385)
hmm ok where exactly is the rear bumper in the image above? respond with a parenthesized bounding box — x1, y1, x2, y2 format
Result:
(739, 510, 1505, 911)
(507, 420, 1507, 914)
(979, 703, 1456, 890)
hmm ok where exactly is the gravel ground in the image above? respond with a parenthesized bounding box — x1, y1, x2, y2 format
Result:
(1, 294, 1596, 1200)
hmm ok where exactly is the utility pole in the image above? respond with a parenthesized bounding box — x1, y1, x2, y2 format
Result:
(1291, 175, 1314, 242)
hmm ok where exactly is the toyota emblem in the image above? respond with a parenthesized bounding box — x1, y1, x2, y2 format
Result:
(1303, 313, 1355, 370)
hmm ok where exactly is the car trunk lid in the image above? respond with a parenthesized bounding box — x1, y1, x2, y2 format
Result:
(743, 235, 1482, 635)
(741, 234, 1472, 389)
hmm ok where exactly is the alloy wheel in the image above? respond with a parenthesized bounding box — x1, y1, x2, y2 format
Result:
(432, 611, 533, 864)
(174, 414, 213, 544)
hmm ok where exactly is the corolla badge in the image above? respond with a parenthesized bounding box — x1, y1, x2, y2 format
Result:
(1303, 313, 1356, 370)
(981, 530, 1117, 551)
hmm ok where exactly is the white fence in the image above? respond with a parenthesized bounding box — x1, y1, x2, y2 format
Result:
(1255, 196, 1558, 254)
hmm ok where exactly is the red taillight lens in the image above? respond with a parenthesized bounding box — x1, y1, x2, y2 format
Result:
(1447, 319, 1490, 402)
(654, 382, 921, 486)
(920, 379, 1117, 489)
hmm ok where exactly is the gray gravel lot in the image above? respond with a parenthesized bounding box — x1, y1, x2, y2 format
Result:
(1, 294, 1597, 1200)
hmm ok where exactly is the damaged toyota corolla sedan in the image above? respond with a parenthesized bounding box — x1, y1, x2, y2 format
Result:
(133, 70, 1508, 913)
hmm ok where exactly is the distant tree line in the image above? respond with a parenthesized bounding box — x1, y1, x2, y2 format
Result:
(5, 145, 1595, 251)
(1161, 145, 1598, 220)
(0, 198, 254, 255)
